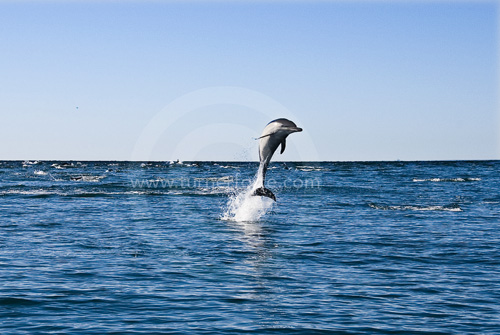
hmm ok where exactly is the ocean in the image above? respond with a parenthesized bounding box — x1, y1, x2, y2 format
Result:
(0, 160, 499, 334)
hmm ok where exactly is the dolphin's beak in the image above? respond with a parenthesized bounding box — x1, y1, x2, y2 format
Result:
(292, 127, 303, 133)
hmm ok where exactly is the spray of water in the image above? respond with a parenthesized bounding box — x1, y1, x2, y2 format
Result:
(221, 178, 275, 222)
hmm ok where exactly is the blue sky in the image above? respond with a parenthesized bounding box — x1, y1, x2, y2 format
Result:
(0, 0, 498, 161)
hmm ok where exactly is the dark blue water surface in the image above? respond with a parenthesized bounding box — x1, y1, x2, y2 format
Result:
(1, 160, 499, 334)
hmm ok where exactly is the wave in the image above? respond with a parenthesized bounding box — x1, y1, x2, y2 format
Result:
(0, 189, 145, 198)
(51, 163, 75, 169)
(369, 203, 462, 212)
(70, 175, 105, 182)
(167, 160, 197, 167)
(197, 186, 233, 195)
(22, 160, 39, 167)
(295, 165, 328, 172)
(0, 189, 62, 198)
(195, 176, 233, 182)
(413, 177, 481, 182)
(34, 170, 48, 175)
(0, 297, 41, 306)
(1, 186, 233, 198)
(212, 163, 239, 169)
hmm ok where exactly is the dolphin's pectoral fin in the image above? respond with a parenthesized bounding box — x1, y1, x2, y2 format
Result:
(252, 187, 276, 201)
(280, 139, 286, 154)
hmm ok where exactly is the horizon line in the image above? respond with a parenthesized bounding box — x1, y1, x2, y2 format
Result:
(5, 158, 500, 163)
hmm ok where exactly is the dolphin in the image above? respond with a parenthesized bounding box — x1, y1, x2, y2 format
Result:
(252, 118, 302, 201)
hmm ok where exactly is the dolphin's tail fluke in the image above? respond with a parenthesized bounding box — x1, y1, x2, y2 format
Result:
(252, 187, 276, 201)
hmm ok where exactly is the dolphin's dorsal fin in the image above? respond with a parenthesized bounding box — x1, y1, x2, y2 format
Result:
(280, 138, 286, 154)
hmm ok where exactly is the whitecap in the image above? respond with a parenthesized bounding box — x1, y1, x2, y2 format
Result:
(296, 165, 327, 172)
(369, 203, 462, 212)
(197, 186, 234, 195)
(70, 175, 105, 182)
(125, 190, 149, 195)
(0, 189, 59, 196)
(413, 177, 481, 182)
(195, 176, 233, 182)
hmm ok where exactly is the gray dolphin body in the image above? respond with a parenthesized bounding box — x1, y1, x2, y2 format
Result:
(252, 118, 302, 201)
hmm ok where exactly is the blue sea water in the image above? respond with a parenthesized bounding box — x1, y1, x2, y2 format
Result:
(0, 160, 499, 334)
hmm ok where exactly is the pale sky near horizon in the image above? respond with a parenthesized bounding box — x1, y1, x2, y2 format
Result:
(0, 0, 498, 161)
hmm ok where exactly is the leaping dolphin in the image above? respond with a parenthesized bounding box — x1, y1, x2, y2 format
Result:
(252, 118, 302, 201)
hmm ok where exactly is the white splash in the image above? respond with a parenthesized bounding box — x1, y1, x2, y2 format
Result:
(221, 180, 275, 222)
